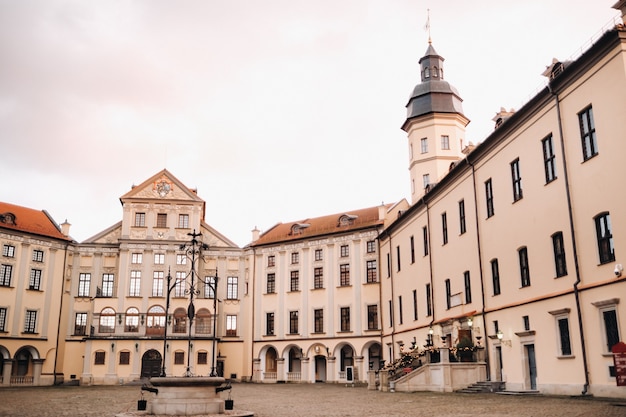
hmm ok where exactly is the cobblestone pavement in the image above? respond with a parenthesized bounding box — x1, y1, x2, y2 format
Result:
(1, 383, 626, 417)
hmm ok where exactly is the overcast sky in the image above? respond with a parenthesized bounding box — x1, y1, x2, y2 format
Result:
(0, 1, 620, 247)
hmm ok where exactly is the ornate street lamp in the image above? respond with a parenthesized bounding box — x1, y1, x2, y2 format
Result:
(160, 268, 177, 377)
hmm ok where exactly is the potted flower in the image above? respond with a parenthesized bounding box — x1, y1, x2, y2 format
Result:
(456, 336, 475, 362)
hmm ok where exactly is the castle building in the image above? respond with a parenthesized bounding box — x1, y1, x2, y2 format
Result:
(379, 5, 626, 397)
(1, 2, 626, 399)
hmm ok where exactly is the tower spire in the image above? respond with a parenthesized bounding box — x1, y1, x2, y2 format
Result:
(424, 9, 432, 44)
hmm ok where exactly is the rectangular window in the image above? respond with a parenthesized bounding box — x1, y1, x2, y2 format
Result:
(367, 241, 376, 253)
(366, 260, 377, 283)
(340, 245, 349, 257)
(291, 252, 299, 264)
(32, 249, 44, 262)
(485, 179, 494, 218)
(29, 269, 42, 290)
(340, 264, 350, 286)
(0, 307, 7, 332)
(602, 308, 620, 352)
(426, 283, 432, 316)
(152, 271, 164, 297)
(226, 315, 237, 336)
(78, 273, 91, 297)
(119, 351, 130, 365)
(595, 212, 615, 264)
(314, 309, 323, 333)
(423, 174, 430, 189)
(464, 271, 472, 304)
(445, 279, 451, 309)
(102, 273, 114, 297)
(441, 212, 448, 245)
(519, 247, 531, 287)
(511, 158, 523, 201)
(2, 245, 15, 258)
(386, 253, 391, 278)
(94, 351, 106, 365)
(129, 271, 141, 296)
(398, 296, 403, 325)
(459, 199, 466, 235)
(289, 311, 298, 334)
(388, 300, 393, 327)
(267, 273, 275, 294)
(396, 246, 401, 271)
(197, 352, 208, 365)
(579, 105, 598, 160)
(315, 249, 323, 261)
(0, 264, 12, 286)
(491, 259, 501, 296)
(131, 253, 142, 264)
(176, 254, 187, 265)
(156, 213, 167, 228)
(227, 276, 238, 299)
(523, 315, 530, 331)
(441, 135, 450, 150)
(266, 312, 275, 335)
(174, 352, 185, 365)
(542, 134, 557, 183)
(290, 270, 299, 292)
(134, 212, 145, 227)
(367, 305, 378, 330)
(412, 289, 418, 320)
(552, 232, 568, 277)
(174, 271, 186, 297)
(74, 312, 87, 335)
(410, 236, 415, 264)
(423, 226, 429, 256)
(178, 214, 189, 228)
(313, 268, 323, 289)
(340, 307, 350, 332)
(267, 255, 275, 267)
(420, 137, 428, 153)
(24, 310, 37, 333)
(204, 276, 216, 298)
(154, 253, 165, 264)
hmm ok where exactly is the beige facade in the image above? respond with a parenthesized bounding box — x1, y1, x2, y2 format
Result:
(379, 15, 626, 397)
(61, 170, 253, 385)
(248, 203, 406, 384)
(0, 203, 73, 386)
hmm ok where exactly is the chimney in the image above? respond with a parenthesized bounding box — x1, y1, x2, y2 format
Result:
(251, 226, 260, 242)
(60, 219, 71, 236)
(378, 203, 387, 221)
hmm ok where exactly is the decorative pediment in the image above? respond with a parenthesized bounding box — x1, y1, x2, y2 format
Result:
(120, 169, 204, 203)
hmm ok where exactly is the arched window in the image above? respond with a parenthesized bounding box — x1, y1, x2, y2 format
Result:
(424, 67, 430, 79)
(99, 308, 116, 333)
(433, 67, 439, 78)
(195, 308, 211, 334)
(146, 305, 165, 335)
(125, 307, 139, 332)
(173, 308, 187, 333)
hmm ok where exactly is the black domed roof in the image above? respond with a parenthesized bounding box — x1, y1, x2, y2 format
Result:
(402, 43, 466, 131)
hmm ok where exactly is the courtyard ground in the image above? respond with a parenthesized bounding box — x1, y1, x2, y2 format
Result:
(0, 382, 625, 417)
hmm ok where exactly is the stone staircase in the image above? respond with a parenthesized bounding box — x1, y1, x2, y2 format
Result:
(456, 381, 505, 394)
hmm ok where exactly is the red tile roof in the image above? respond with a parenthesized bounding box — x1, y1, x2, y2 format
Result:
(0, 202, 71, 241)
(250, 204, 390, 247)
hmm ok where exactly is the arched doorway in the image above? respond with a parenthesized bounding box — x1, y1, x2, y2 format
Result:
(141, 349, 162, 378)
(368, 343, 382, 371)
(314, 355, 326, 382)
(264, 347, 277, 381)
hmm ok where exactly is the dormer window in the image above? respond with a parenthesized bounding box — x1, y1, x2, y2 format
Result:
(290, 223, 310, 235)
(0, 212, 16, 225)
(338, 214, 358, 227)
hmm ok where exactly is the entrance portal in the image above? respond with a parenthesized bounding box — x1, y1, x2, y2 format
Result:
(141, 349, 162, 378)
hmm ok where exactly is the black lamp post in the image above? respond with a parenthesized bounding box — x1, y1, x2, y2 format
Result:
(160, 268, 177, 377)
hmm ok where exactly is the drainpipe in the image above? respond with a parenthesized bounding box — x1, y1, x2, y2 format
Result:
(424, 199, 435, 332)
(468, 160, 491, 381)
(250, 246, 257, 382)
(53, 241, 71, 385)
(388, 233, 396, 360)
(549, 83, 590, 395)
